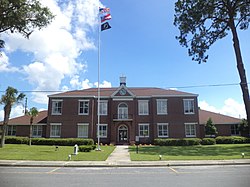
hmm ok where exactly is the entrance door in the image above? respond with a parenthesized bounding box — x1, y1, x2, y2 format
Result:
(118, 125, 128, 143)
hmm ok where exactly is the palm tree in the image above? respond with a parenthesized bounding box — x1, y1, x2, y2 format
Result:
(0, 87, 25, 148)
(28, 107, 38, 146)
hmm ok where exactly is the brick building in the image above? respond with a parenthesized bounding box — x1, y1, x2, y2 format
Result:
(1, 77, 242, 145)
(46, 76, 200, 144)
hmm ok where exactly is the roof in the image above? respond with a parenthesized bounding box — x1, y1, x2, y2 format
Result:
(48, 87, 198, 98)
(0, 110, 47, 126)
(199, 109, 241, 125)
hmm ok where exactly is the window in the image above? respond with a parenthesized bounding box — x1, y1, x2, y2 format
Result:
(50, 123, 61, 137)
(97, 124, 108, 138)
(138, 100, 149, 115)
(184, 99, 195, 114)
(79, 100, 89, 115)
(118, 103, 128, 119)
(52, 100, 62, 115)
(231, 124, 240, 135)
(32, 125, 43, 137)
(139, 123, 149, 137)
(78, 123, 89, 138)
(157, 99, 168, 115)
(6, 125, 16, 136)
(99, 100, 108, 115)
(157, 123, 169, 137)
(185, 123, 196, 137)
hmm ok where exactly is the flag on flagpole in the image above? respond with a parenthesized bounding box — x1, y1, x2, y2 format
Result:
(99, 7, 110, 14)
(101, 13, 112, 23)
(101, 22, 111, 31)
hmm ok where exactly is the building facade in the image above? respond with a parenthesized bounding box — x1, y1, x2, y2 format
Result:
(46, 77, 200, 144)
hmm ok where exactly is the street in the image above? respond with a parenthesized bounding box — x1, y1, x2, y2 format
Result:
(0, 165, 249, 187)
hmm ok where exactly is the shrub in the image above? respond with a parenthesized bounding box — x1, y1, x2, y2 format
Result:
(201, 138, 216, 145)
(5, 136, 28, 144)
(5, 137, 94, 146)
(154, 138, 201, 146)
(215, 136, 247, 144)
(78, 145, 96, 152)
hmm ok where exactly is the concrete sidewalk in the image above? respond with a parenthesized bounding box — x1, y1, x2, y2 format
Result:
(0, 145, 249, 167)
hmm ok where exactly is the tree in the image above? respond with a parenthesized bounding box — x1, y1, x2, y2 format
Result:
(27, 107, 38, 146)
(174, 0, 250, 132)
(0, 0, 54, 48)
(205, 118, 218, 137)
(0, 86, 25, 148)
(239, 118, 249, 136)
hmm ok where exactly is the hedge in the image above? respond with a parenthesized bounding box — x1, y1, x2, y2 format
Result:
(201, 138, 216, 145)
(215, 136, 248, 144)
(154, 138, 201, 146)
(5, 136, 29, 144)
(5, 137, 94, 146)
(78, 145, 97, 152)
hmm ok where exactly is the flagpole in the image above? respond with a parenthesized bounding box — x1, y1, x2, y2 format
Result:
(97, 8, 101, 151)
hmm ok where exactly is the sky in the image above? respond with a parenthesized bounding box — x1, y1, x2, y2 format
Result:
(0, 0, 249, 121)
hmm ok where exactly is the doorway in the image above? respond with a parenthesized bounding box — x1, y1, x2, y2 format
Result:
(118, 125, 128, 144)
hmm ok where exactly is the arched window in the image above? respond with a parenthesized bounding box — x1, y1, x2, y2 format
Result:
(118, 103, 128, 119)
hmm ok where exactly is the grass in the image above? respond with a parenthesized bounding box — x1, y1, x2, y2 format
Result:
(0, 144, 115, 161)
(129, 144, 250, 161)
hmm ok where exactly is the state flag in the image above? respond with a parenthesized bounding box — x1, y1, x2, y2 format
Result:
(101, 22, 111, 31)
(101, 14, 112, 23)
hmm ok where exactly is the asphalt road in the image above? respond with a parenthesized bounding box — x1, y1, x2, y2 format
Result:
(0, 165, 250, 187)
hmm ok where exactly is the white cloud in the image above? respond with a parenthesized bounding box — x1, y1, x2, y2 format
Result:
(0, 52, 19, 72)
(0, 105, 25, 121)
(2, 0, 103, 105)
(94, 80, 112, 88)
(199, 98, 246, 119)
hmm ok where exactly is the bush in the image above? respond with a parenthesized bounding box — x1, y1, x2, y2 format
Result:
(5, 137, 94, 146)
(5, 136, 28, 144)
(154, 138, 201, 146)
(78, 145, 96, 152)
(201, 138, 216, 145)
(215, 136, 247, 144)
(31, 138, 94, 146)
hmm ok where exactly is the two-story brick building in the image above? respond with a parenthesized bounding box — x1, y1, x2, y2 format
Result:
(46, 77, 200, 144)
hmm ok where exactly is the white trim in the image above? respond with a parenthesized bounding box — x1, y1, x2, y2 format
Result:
(157, 123, 169, 138)
(157, 99, 168, 115)
(78, 100, 89, 115)
(138, 123, 150, 137)
(183, 99, 195, 114)
(138, 100, 149, 115)
(96, 124, 108, 138)
(77, 123, 89, 138)
(50, 123, 62, 138)
(184, 123, 197, 137)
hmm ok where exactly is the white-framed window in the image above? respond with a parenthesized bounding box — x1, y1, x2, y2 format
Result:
(185, 123, 197, 137)
(79, 100, 89, 115)
(183, 99, 195, 114)
(138, 100, 149, 115)
(51, 99, 62, 115)
(118, 103, 128, 119)
(99, 100, 108, 115)
(97, 124, 108, 138)
(157, 99, 168, 115)
(78, 123, 89, 138)
(32, 125, 43, 137)
(157, 123, 169, 137)
(6, 125, 16, 136)
(50, 123, 61, 137)
(139, 123, 149, 137)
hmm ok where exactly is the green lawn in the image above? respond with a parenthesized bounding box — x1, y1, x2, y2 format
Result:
(129, 144, 250, 161)
(0, 144, 115, 161)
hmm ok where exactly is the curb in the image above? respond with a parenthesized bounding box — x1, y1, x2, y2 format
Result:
(0, 159, 250, 168)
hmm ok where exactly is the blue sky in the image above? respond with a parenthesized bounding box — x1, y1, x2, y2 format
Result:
(0, 0, 249, 120)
